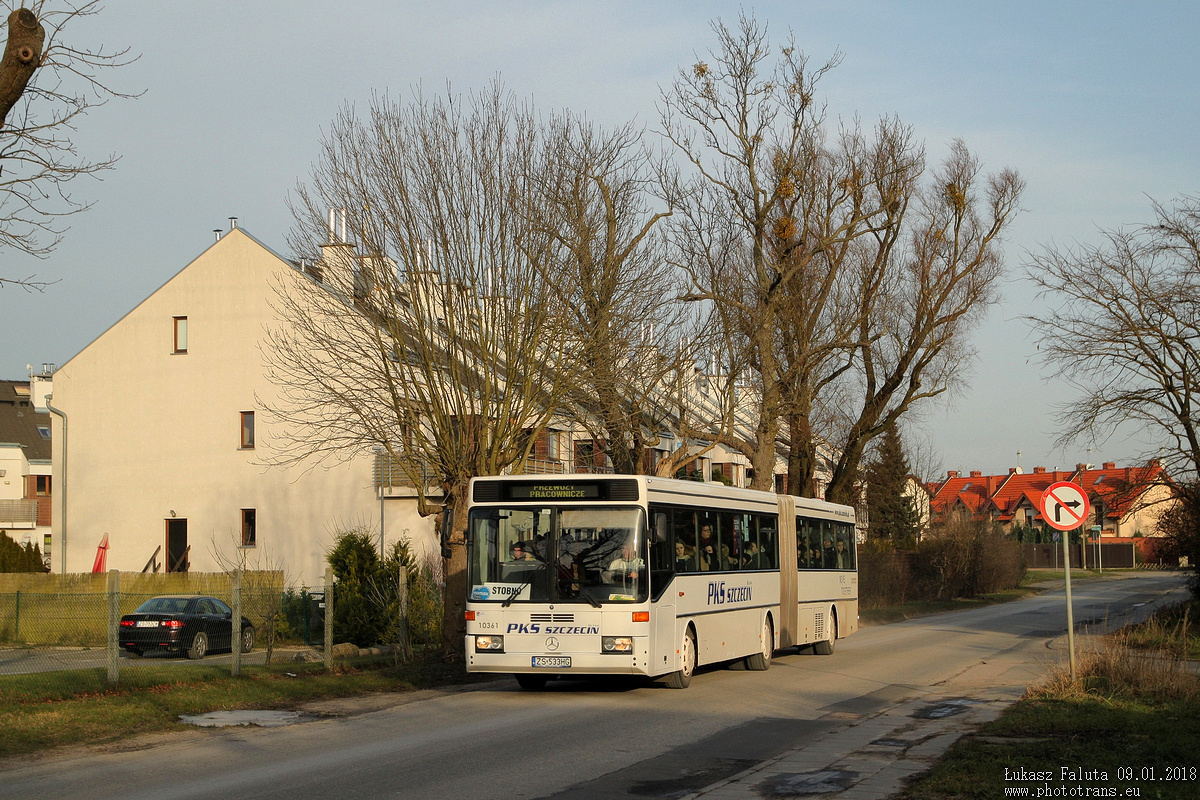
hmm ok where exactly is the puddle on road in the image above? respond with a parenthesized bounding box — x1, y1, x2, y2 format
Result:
(911, 699, 973, 719)
(759, 769, 857, 797)
(179, 710, 314, 728)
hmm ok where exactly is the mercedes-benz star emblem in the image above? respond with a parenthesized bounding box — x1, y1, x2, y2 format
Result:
(545, 636, 560, 651)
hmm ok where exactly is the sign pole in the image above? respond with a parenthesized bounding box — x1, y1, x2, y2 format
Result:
(1062, 528, 1076, 681)
(1040, 481, 1090, 684)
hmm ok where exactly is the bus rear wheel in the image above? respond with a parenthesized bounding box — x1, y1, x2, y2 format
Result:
(814, 613, 837, 656)
(745, 617, 773, 671)
(666, 628, 696, 689)
(514, 674, 547, 691)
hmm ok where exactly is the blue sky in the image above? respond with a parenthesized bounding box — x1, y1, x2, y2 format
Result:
(2, 1, 1197, 479)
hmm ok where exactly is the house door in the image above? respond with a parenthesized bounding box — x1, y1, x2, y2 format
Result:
(166, 519, 189, 573)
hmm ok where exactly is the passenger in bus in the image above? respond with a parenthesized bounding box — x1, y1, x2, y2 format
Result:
(835, 539, 849, 569)
(742, 540, 763, 570)
(675, 540, 695, 572)
(698, 524, 723, 570)
(509, 542, 533, 561)
(797, 542, 809, 568)
(822, 538, 837, 569)
(809, 546, 822, 568)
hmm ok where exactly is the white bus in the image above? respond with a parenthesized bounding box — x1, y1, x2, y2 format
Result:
(464, 474, 857, 689)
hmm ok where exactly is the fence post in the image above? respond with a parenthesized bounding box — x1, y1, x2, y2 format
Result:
(231, 569, 242, 678)
(107, 570, 120, 685)
(397, 566, 412, 663)
(324, 566, 333, 671)
(13, 590, 18, 641)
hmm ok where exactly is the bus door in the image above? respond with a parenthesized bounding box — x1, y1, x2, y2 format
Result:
(648, 508, 677, 675)
(776, 495, 798, 648)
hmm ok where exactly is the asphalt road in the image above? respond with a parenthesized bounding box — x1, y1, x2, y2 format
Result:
(0, 572, 1188, 800)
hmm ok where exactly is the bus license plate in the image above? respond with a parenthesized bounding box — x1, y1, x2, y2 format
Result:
(531, 656, 570, 668)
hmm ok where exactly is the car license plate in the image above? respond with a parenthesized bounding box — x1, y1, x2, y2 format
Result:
(136, 621, 158, 628)
(531, 656, 570, 668)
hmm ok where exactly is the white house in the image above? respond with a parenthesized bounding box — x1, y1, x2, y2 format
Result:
(48, 226, 437, 586)
(0, 372, 54, 564)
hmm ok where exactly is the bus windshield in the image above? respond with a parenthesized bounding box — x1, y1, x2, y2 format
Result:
(467, 506, 646, 604)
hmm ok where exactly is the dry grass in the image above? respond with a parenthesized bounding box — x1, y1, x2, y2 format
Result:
(1031, 614, 1200, 702)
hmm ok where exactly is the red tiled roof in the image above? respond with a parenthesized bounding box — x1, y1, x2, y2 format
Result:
(927, 462, 1168, 525)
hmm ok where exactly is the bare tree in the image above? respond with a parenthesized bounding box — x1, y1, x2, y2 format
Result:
(531, 113, 737, 476)
(0, 1, 138, 287)
(662, 13, 1020, 502)
(818, 141, 1023, 504)
(1027, 195, 1200, 484)
(266, 86, 579, 656)
(660, 12, 842, 490)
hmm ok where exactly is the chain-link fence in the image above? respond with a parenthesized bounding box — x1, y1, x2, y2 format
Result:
(0, 570, 334, 698)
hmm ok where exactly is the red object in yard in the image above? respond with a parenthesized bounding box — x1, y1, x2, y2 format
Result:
(91, 532, 109, 573)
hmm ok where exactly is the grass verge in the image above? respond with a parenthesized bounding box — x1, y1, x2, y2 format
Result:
(860, 586, 1042, 625)
(0, 655, 484, 758)
(895, 600, 1200, 800)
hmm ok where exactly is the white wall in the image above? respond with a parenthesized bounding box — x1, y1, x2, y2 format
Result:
(50, 230, 435, 586)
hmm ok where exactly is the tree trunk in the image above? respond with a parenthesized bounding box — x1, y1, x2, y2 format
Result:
(440, 480, 469, 659)
(0, 9, 44, 127)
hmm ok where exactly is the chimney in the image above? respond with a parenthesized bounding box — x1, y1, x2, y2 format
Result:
(947, 470, 959, 479)
(969, 470, 982, 478)
(1008, 467, 1017, 474)
(1076, 463, 1088, 472)
(1033, 466, 1046, 474)
(1103, 462, 1115, 470)
(987, 475, 1000, 495)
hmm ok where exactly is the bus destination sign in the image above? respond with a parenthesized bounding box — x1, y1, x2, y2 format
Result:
(507, 481, 604, 501)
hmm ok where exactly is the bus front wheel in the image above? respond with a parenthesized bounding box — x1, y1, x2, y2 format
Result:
(666, 628, 696, 689)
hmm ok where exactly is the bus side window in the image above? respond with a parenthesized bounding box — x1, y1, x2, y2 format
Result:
(835, 522, 853, 570)
(757, 514, 777, 569)
(717, 511, 737, 571)
(648, 508, 675, 580)
(674, 508, 698, 572)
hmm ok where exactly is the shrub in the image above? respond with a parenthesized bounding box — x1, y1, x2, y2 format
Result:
(857, 540, 912, 608)
(326, 527, 443, 651)
(914, 514, 1025, 598)
(0, 532, 47, 573)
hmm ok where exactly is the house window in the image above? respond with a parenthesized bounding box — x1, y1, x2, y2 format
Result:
(36, 426, 50, 439)
(173, 316, 188, 353)
(240, 411, 255, 449)
(241, 509, 257, 547)
(35, 476, 51, 496)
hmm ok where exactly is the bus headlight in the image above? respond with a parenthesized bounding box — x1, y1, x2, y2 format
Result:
(602, 636, 633, 653)
(475, 635, 504, 653)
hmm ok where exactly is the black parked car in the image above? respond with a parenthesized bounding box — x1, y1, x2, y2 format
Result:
(119, 595, 255, 659)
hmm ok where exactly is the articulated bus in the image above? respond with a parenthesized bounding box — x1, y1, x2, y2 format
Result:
(464, 474, 858, 689)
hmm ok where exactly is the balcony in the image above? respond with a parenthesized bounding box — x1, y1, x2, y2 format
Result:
(0, 499, 37, 528)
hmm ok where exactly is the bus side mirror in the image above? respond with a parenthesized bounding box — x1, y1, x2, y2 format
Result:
(654, 513, 668, 542)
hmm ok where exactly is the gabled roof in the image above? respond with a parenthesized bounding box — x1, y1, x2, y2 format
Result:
(0, 379, 51, 461)
(1072, 461, 1169, 520)
(927, 462, 1170, 525)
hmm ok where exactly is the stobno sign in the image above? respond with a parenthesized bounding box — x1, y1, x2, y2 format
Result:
(1039, 481, 1090, 532)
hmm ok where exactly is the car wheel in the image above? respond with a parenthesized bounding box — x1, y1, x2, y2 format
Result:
(746, 616, 773, 671)
(666, 628, 696, 689)
(814, 613, 837, 656)
(187, 631, 209, 660)
(515, 674, 547, 691)
(124, 647, 142, 658)
(240, 625, 256, 654)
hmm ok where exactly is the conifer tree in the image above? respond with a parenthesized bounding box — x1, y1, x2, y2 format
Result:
(865, 423, 922, 544)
